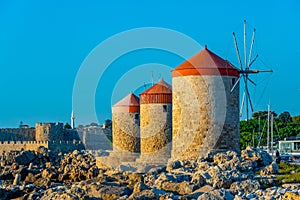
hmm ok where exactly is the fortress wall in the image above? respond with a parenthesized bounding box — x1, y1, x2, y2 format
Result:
(77, 127, 112, 151)
(0, 128, 35, 141)
(63, 129, 81, 141)
(0, 141, 49, 153)
(0, 140, 85, 154)
(172, 75, 240, 159)
(48, 140, 85, 154)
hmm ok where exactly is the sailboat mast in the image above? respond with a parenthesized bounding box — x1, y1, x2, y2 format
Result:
(267, 104, 270, 152)
(271, 113, 274, 155)
(252, 129, 255, 147)
(258, 116, 260, 148)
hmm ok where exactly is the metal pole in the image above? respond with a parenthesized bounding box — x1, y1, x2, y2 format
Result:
(258, 116, 261, 148)
(233, 32, 243, 69)
(151, 71, 154, 86)
(248, 29, 256, 67)
(271, 113, 274, 155)
(240, 90, 246, 117)
(244, 20, 247, 69)
(252, 131, 254, 147)
(267, 104, 270, 152)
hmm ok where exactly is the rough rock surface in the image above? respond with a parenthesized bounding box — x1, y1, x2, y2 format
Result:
(0, 147, 298, 199)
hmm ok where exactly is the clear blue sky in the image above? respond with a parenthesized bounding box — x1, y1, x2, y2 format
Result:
(0, 0, 299, 127)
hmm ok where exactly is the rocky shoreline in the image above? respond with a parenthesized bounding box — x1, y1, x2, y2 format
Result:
(0, 146, 299, 199)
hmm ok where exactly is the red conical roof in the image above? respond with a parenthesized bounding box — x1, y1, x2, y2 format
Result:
(112, 92, 140, 113)
(140, 79, 172, 104)
(140, 79, 172, 95)
(172, 46, 239, 77)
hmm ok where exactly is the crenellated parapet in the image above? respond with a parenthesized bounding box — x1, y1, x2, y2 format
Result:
(0, 140, 84, 154)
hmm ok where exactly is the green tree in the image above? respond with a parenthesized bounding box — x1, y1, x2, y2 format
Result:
(64, 123, 72, 129)
(292, 115, 300, 123)
(240, 131, 252, 149)
(240, 111, 300, 150)
(252, 110, 277, 120)
(104, 119, 112, 129)
(278, 112, 292, 125)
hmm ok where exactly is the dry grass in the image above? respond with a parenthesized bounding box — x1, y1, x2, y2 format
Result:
(276, 162, 300, 184)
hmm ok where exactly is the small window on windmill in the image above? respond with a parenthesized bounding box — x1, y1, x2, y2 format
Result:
(232, 78, 236, 87)
(44, 129, 47, 135)
(163, 105, 167, 112)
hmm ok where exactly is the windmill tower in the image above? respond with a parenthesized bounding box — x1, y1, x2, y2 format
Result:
(138, 79, 172, 163)
(112, 91, 140, 153)
(231, 20, 273, 120)
(172, 45, 240, 159)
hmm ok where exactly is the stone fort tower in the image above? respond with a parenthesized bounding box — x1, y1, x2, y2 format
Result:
(139, 79, 172, 160)
(112, 92, 140, 153)
(172, 46, 240, 159)
(35, 122, 64, 141)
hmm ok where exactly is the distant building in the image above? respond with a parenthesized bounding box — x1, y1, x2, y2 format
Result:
(0, 122, 84, 154)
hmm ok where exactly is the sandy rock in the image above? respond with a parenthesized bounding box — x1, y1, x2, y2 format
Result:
(89, 184, 132, 200)
(260, 161, 279, 176)
(128, 189, 156, 200)
(160, 181, 196, 195)
(24, 173, 36, 183)
(14, 151, 36, 166)
(283, 191, 300, 200)
(166, 160, 181, 172)
(42, 168, 58, 181)
(241, 147, 272, 167)
(239, 160, 254, 172)
(154, 172, 176, 187)
(13, 173, 21, 185)
(0, 189, 8, 199)
(143, 173, 157, 187)
(212, 174, 233, 189)
(191, 171, 206, 187)
(197, 189, 234, 200)
(197, 161, 211, 171)
(185, 185, 214, 199)
(282, 184, 300, 190)
(230, 179, 260, 195)
(213, 151, 240, 170)
(133, 181, 149, 193)
(34, 178, 52, 189)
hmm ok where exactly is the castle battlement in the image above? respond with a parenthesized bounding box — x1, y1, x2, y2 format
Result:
(0, 122, 85, 154)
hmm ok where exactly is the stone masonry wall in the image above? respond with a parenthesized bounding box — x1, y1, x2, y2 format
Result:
(0, 128, 35, 141)
(112, 112, 140, 152)
(0, 140, 84, 154)
(77, 127, 112, 150)
(36, 123, 80, 141)
(36, 123, 64, 141)
(140, 103, 172, 154)
(172, 75, 239, 160)
(0, 141, 49, 153)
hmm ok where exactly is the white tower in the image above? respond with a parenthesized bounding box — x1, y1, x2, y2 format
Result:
(71, 110, 75, 129)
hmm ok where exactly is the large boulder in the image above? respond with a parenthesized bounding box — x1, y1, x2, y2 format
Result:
(197, 189, 234, 200)
(160, 181, 196, 195)
(213, 151, 241, 171)
(14, 151, 36, 166)
(241, 146, 272, 167)
(128, 189, 156, 200)
(230, 179, 260, 195)
(260, 161, 279, 176)
(191, 171, 206, 187)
